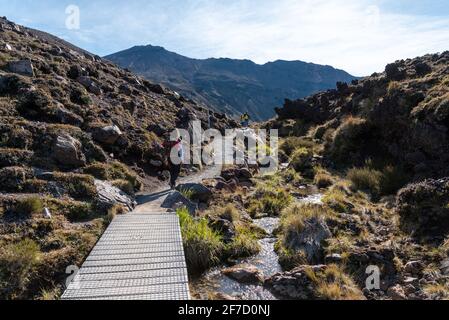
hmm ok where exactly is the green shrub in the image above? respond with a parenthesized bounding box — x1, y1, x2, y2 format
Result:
(177, 208, 223, 275)
(0, 239, 40, 299)
(15, 197, 44, 215)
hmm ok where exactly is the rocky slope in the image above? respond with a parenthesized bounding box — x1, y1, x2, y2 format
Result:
(260, 51, 449, 300)
(0, 17, 235, 299)
(105, 45, 357, 121)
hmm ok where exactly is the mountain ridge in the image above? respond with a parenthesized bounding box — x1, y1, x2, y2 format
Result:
(105, 45, 358, 121)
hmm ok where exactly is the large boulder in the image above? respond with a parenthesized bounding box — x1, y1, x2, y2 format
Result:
(7, 60, 34, 77)
(92, 125, 123, 145)
(94, 179, 136, 211)
(53, 134, 86, 167)
(176, 183, 213, 204)
(161, 191, 198, 216)
(223, 264, 264, 284)
(396, 177, 449, 237)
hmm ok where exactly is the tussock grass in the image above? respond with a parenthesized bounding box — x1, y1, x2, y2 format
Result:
(84, 161, 142, 191)
(225, 225, 261, 259)
(177, 208, 223, 275)
(322, 187, 353, 213)
(347, 167, 382, 195)
(15, 196, 44, 215)
(290, 147, 313, 173)
(0, 239, 41, 299)
(310, 264, 364, 300)
(247, 185, 292, 218)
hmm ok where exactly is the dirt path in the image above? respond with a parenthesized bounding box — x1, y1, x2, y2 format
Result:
(133, 164, 222, 214)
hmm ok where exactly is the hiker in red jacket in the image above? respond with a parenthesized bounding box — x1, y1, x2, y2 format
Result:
(162, 133, 184, 190)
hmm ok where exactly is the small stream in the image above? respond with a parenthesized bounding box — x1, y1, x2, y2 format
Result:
(192, 194, 323, 300)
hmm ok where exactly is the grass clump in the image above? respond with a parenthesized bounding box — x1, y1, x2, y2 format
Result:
(347, 165, 408, 197)
(247, 185, 292, 218)
(329, 117, 372, 165)
(290, 147, 313, 173)
(177, 208, 223, 275)
(53, 173, 97, 200)
(84, 161, 142, 192)
(347, 167, 382, 196)
(322, 187, 353, 213)
(276, 204, 332, 268)
(314, 167, 334, 189)
(0, 239, 41, 299)
(15, 196, 44, 215)
(225, 225, 261, 259)
(219, 204, 241, 222)
(309, 265, 364, 300)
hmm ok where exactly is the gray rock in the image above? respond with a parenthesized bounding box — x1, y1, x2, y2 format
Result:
(176, 183, 213, 203)
(150, 160, 163, 167)
(55, 104, 83, 125)
(265, 265, 326, 299)
(53, 134, 86, 167)
(94, 179, 136, 211)
(404, 260, 424, 275)
(325, 253, 343, 264)
(209, 218, 236, 243)
(2, 42, 12, 50)
(7, 60, 34, 76)
(77, 76, 102, 95)
(286, 216, 331, 264)
(440, 258, 449, 275)
(161, 191, 198, 216)
(223, 264, 264, 284)
(93, 125, 123, 145)
(387, 285, 407, 300)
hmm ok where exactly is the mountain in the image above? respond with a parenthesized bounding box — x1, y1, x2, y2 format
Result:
(105, 45, 358, 121)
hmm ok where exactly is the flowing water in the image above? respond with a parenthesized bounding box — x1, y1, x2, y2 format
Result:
(192, 194, 323, 300)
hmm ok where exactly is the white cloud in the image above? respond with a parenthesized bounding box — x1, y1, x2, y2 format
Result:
(152, 0, 449, 76)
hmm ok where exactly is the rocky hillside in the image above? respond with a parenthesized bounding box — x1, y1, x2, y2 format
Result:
(105, 45, 357, 121)
(260, 51, 449, 300)
(0, 17, 235, 299)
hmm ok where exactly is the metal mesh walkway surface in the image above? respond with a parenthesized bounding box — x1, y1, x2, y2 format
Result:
(61, 212, 190, 300)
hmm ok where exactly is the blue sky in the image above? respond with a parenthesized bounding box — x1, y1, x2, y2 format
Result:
(1, 0, 448, 75)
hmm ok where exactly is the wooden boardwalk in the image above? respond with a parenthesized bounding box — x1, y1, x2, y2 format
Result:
(61, 212, 190, 300)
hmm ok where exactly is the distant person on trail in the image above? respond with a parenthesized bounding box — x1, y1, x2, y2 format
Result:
(162, 132, 184, 190)
(240, 112, 250, 128)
